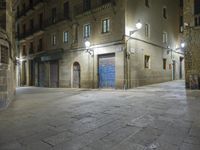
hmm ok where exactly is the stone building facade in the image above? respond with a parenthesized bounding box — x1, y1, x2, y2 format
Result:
(0, 0, 15, 109)
(183, 0, 200, 89)
(14, 0, 184, 89)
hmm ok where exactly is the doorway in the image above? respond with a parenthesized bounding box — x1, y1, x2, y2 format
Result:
(98, 54, 115, 88)
(73, 62, 80, 88)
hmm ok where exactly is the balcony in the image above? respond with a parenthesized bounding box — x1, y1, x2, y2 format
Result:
(33, 0, 44, 9)
(16, 0, 44, 20)
(74, 0, 115, 17)
(18, 30, 33, 41)
(18, 25, 44, 41)
(44, 13, 70, 28)
(29, 48, 34, 54)
(33, 25, 44, 35)
(195, 14, 200, 27)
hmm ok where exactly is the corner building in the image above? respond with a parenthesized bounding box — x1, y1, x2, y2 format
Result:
(14, 0, 184, 89)
(183, 0, 200, 89)
(0, 0, 15, 109)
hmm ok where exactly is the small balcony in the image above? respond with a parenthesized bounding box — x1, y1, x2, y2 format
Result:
(18, 30, 33, 41)
(33, 0, 44, 9)
(195, 14, 200, 27)
(16, 0, 44, 20)
(74, 0, 114, 16)
(33, 25, 44, 35)
(18, 25, 44, 41)
(44, 13, 70, 28)
(29, 48, 34, 55)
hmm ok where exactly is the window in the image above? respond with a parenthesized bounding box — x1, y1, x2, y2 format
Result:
(22, 3, 26, 12)
(17, 6, 19, 17)
(194, 0, 200, 26)
(83, 0, 91, 11)
(22, 45, 26, 56)
(163, 59, 167, 70)
(52, 7, 57, 23)
(179, 16, 183, 32)
(0, 45, 8, 64)
(145, 24, 150, 37)
(180, 0, 183, 8)
(17, 24, 20, 38)
(144, 55, 150, 69)
(30, 19, 34, 30)
(29, 42, 33, 54)
(102, 19, 110, 33)
(194, 0, 200, 14)
(162, 32, 167, 43)
(29, 0, 33, 7)
(52, 34, 56, 45)
(38, 38, 43, 51)
(63, 31, 68, 43)
(145, 0, 150, 7)
(0, 0, 6, 9)
(64, 2, 69, 18)
(163, 7, 167, 19)
(83, 24, 91, 38)
(23, 24, 26, 35)
(39, 13, 43, 28)
(102, 0, 111, 4)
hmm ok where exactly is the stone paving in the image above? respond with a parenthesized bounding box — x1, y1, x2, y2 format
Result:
(0, 80, 200, 150)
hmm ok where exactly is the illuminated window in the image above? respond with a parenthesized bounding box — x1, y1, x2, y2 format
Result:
(63, 31, 68, 43)
(162, 32, 168, 43)
(52, 34, 56, 46)
(83, 24, 91, 38)
(102, 19, 110, 33)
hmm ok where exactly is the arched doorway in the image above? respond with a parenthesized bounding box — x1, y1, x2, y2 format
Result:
(73, 62, 80, 88)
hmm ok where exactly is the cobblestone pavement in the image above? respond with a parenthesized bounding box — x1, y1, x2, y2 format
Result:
(0, 80, 200, 150)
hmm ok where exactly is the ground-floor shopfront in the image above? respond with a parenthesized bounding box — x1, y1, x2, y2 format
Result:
(17, 42, 185, 89)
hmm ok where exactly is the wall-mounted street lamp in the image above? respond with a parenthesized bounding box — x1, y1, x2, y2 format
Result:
(84, 40, 95, 88)
(124, 21, 143, 89)
(85, 40, 93, 56)
(181, 42, 186, 48)
(85, 41, 90, 49)
(129, 21, 143, 36)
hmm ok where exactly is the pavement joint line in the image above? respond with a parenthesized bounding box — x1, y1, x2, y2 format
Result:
(41, 139, 54, 147)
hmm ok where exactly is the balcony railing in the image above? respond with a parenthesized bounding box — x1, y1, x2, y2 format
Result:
(18, 25, 44, 40)
(195, 14, 200, 27)
(16, 0, 44, 20)
(33, 0, 44, 8)
(74, 0, 114, 16)
(44, 13, 70, 28)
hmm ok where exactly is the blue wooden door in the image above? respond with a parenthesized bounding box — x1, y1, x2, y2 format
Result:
(98, 54, 115, 88)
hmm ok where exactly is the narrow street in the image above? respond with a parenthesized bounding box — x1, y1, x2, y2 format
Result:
(0, 80, 200, 150)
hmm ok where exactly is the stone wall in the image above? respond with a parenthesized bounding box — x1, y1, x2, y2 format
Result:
(0, 0, 15, 109)
(183, 0, 200, 89)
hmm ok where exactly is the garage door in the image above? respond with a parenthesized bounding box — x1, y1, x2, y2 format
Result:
(98, 54, 115, 88)
(38, 62, 45, 87)
(50, 61, 59, 88)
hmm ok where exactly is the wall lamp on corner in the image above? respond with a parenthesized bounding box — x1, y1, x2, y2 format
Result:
(85, 40, 93, 56)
